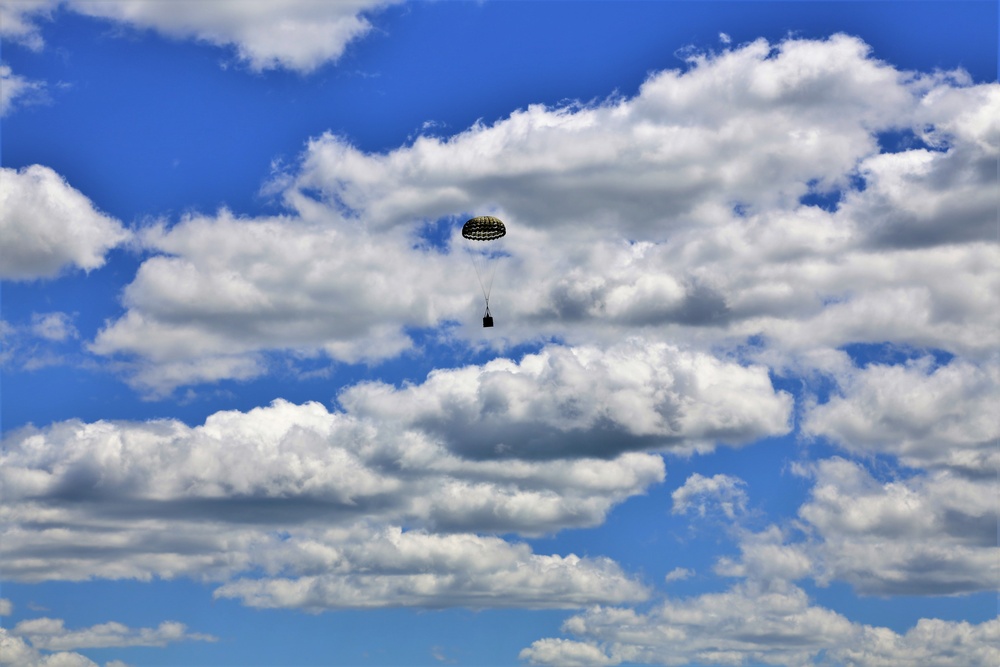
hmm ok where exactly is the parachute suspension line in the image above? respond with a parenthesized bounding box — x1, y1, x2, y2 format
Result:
(484, 236, 503, 301)
(461, 215, 506, 328)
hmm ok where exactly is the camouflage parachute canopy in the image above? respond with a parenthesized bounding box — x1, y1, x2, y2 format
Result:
(462, 215, 506, 241)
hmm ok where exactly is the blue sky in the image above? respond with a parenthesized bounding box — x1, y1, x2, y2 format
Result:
(1, 1, 997, 666)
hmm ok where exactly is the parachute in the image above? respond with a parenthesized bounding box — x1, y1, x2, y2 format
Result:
(461, 215, 506, 327)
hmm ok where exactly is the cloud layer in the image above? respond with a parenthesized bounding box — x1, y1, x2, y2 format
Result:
(521, 504, 999, 666)
(797, 457, 998, 596)
(2, 332, 797, 611)
(4, 25, 996, 663)
(78, 34, 999, 392)
(0, 386, 649, 608)
(521, 590, 1000, 667)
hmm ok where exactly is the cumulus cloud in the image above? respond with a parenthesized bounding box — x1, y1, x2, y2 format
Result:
(1, 334, 797, 607)
(30, 312, 78, 342)
(0, 392, 664, 607)
(0, 607, 212, 667)
(804, 357, 1000, 475)
(214, 528, 648, 611)
(523, 452, 998, 667)
(1, 0, 396, 73)
(663, 567, 693, 583)
(521, 638, 618, 667)
(0, 628, 99, 667)
(671, 473, 748, 519)
(86, 35, 999, 390)
(341, 341, 792, 460)
(0, 165, 130, 280)
(522, 521, 998, 666)
(798, 357, 999, 596)
(838, 618, 1000, 667)
(712, 525, 813, 583)
(89, 208, 469, 393)
(12, 617, 216, 651)
(520, 593, 1000, 666)
(66, 0, 398, 73)
(521, 582, 857, 666)
(291, 35, 916, 229)
(795, 457, 999, 596)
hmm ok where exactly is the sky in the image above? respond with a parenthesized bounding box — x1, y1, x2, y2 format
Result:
(0, 1, 998, 665)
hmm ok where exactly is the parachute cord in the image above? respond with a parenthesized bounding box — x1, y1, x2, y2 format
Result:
(485, 247, 500, 300)
(464, 236, 504, 317)
(466, 244, 491, 302)
(481, 236, 504, 305)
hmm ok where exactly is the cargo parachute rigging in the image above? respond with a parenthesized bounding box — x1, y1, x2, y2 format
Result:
(461, 215, 506, 327)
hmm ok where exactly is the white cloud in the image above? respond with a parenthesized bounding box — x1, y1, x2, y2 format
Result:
(524, 457, 999, 667)
(792, 342, 998, 600)
(0, 64, 46, 116)
(804, 358, 1000, 475)
(839, 618, 1000, 667)
(89, 208, 469, 393)
(522, 522, 998, 666)
(0, 0, 397, 73)
(0, 0, 54, 51)
(0, 165, 130, 280)
(30, 312, 78, 342)
(65, 0, 399, 73)
(86, 35, 999, 390)
(671, 473, 748, 519)
(292, 35, 915, 229)
(663, 567, 693, 583)
(215, 528, 648, 611)
(0, 611, 212, 667)
(0, 395, 658, 536)
(0, 598, 11, 616)
(522, 581, 859, 666)
(713, 526, 813, 583)
(0, 395, 660, 608)
(12, 617, 216, 651)
(796, 457, 999, 596)
(0, 628, 99, 667)
(0, 333, 790, 609)
(521, 638, 618, 667)
(341, 341, 792, 459)
(521, 593, 1000, 667)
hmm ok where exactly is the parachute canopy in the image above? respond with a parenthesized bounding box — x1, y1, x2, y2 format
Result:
(462, 215, 506, 241)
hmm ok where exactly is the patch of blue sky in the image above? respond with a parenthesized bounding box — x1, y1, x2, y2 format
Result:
(799, 179, 844, 212)
(840, 341, 956, 371)
(876, 127, 946, 154)
(413, 216, 467, 253)
(2, 579, 572, 666)
(525, 431, 812, 590)
(802, 581, 1000, 634)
